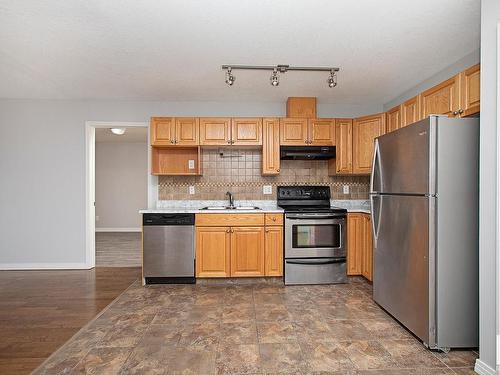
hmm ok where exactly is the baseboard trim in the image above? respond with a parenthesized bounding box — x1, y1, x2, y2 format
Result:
(95, 227, 141, 233)
(474, 359, 497, 375)
(0, 263, 92, 270)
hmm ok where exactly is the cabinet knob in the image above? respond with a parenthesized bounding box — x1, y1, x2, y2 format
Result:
(227, 140, 231, 144)
(170, 140, 174, 144)
(458, 109, 464, 115)
(226, 229, 230, 233)
(265, 229, 269, 232)
(272, 217, 276, 221)
(277, 169, 280, 172)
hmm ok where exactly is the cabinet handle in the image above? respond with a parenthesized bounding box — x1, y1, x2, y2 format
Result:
(458, 109, 464, 115)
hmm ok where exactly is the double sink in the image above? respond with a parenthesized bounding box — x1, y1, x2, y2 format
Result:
(201, 206, 261, 210)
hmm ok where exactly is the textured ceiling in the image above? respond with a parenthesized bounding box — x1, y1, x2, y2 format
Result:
(0, 0, 480, 105)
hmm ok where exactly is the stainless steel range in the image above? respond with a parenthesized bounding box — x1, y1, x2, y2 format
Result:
(277, 186, 347, 285)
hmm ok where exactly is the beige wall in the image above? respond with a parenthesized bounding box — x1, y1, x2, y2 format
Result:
(159, 148, 369, 201)
(96, 141, 148, 230)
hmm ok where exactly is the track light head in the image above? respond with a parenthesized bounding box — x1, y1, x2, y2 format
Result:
(270, 68, 279, 87)
(327, 70, 337, 88)
(225, 67, 235, 86)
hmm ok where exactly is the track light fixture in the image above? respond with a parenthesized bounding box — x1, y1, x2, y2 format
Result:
(225, 67, 235, 86)
(222, 64, 339, 88)
(270, 68, 279, 87)
(327, 69, 337, 88)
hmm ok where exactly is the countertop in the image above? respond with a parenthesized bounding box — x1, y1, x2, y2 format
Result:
(140, 200, 371, 214)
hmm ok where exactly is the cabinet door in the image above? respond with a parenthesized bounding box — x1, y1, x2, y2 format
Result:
(199, 118, 231, 145)
(279, 118, 308, 145)
(231, 118, 262, 146)
(386, 105, 402, 133)
(230, 227, 265, 277)
(334, 119, 353, 174)
(401, 96, 421, 127)
(459, 64, 480, 117)
(262, 118, 280, 175)
(175, 118, 199, 145)
(286, 97, 317, 118)
(264, 226, 283, 276)
(150, 117, 175, 146)
(420, 76, 460, 119)
(308, 119, 335, 146)
(195, 227, 231, 277)
(347, 214, 363, 275)
(352, 114, 385, 175)
(362, 215, 373, 281)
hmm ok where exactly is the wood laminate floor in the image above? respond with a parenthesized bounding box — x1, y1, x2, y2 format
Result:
(0, 267, 141, 375)
(34, 278, 478, 374)
(95, 232, 142, 267)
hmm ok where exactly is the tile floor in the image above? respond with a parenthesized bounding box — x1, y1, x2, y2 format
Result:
(33, 278, 478, 374)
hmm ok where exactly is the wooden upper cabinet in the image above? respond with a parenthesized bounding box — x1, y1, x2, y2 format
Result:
(459, 63, 480, 117)
(286, 97, 316, 118)
(280, 118, 308, 145)
(230, 226, 265, 277)
(308, 119, 335, 146)
(175, 117, 199, 145)
(333, 119, 353, 174)
(195, 226, 231, 277)
(347, 213, 363, 275)
(386, 105, 402, 133)
(420, 75, 460, 119)
(262, 118, 280, 175)
(231, 118, 262, 146)
(265, 226, 283, 277)
(352, 114, 385, 175)
(151, 117, 175, 145)
(401, 96, 421, 127)
(199, 118, 231, 145)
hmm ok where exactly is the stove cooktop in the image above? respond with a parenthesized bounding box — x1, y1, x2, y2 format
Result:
(276, 186, 347, 214)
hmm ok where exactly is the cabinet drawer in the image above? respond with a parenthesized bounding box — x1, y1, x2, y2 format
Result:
(265, 213, 283, 226)
(196, 213, 264, 226)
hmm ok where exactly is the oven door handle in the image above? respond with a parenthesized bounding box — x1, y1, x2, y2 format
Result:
(286, 214, 344, 220)
(285, 258, 346, 265)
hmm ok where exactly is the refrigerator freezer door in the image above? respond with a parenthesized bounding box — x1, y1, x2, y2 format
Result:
(373, 194, 435, 346)
(371, 117, 434, 195)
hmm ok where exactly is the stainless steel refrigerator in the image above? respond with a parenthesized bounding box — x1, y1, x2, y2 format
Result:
(370, 115, 479, 350)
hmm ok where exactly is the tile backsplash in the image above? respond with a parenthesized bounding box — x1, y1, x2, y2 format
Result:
(158, 148, 369, 200)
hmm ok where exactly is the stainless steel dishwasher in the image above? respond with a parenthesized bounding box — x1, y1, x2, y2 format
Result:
(142, 213, 195, 285)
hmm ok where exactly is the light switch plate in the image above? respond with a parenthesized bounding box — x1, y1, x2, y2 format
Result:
(188, 160, 195, 169)
(188, 186, 195, 195)
(263, 185, 272, 195)
(343, 185, 349, 194)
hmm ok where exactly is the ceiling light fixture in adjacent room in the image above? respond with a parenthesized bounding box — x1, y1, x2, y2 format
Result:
(110, 128, 126, 135)
(221, 64, 339, 88)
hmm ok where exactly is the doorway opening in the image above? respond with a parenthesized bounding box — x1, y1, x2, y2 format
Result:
(85, 121, 156, 269)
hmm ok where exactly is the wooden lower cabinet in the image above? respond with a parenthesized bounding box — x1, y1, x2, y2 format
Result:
(230, 227, 265, 277)
(196, 214, 283, 278)
(264, 226, 283, 276)
(347, 213, 373, 281)
(195, 227, 231, 277)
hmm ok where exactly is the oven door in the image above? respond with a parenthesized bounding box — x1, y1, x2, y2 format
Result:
(285, 213, 346, 258)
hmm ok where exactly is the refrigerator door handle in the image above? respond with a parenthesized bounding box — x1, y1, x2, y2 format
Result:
(370, 194, 382, 246)
(370, 139, 382, 193)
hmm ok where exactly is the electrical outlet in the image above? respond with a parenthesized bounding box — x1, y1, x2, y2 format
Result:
(188, 186, 195, 195)
(95, 215, 100, 222)
(343, 185, 350, 194)
(263, 185, 272, 195)
(188, 160, 195, 169)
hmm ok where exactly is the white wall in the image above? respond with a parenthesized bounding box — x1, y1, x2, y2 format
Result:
(0, 99, 379, 269)
(95, 141, 147, 230)
(477, 0, 499, 373)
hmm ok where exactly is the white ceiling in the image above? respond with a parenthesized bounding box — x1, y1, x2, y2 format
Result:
(95, 127, 147, 143)
(0, 0, 480, 106)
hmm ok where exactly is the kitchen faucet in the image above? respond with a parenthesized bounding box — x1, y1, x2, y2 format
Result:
(226, 191, 235, 208)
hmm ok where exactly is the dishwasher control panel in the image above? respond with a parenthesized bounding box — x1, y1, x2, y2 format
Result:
(143, 213, 195, 226)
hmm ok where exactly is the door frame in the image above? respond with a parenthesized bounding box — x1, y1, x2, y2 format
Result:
(85, 121, 154, 269)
